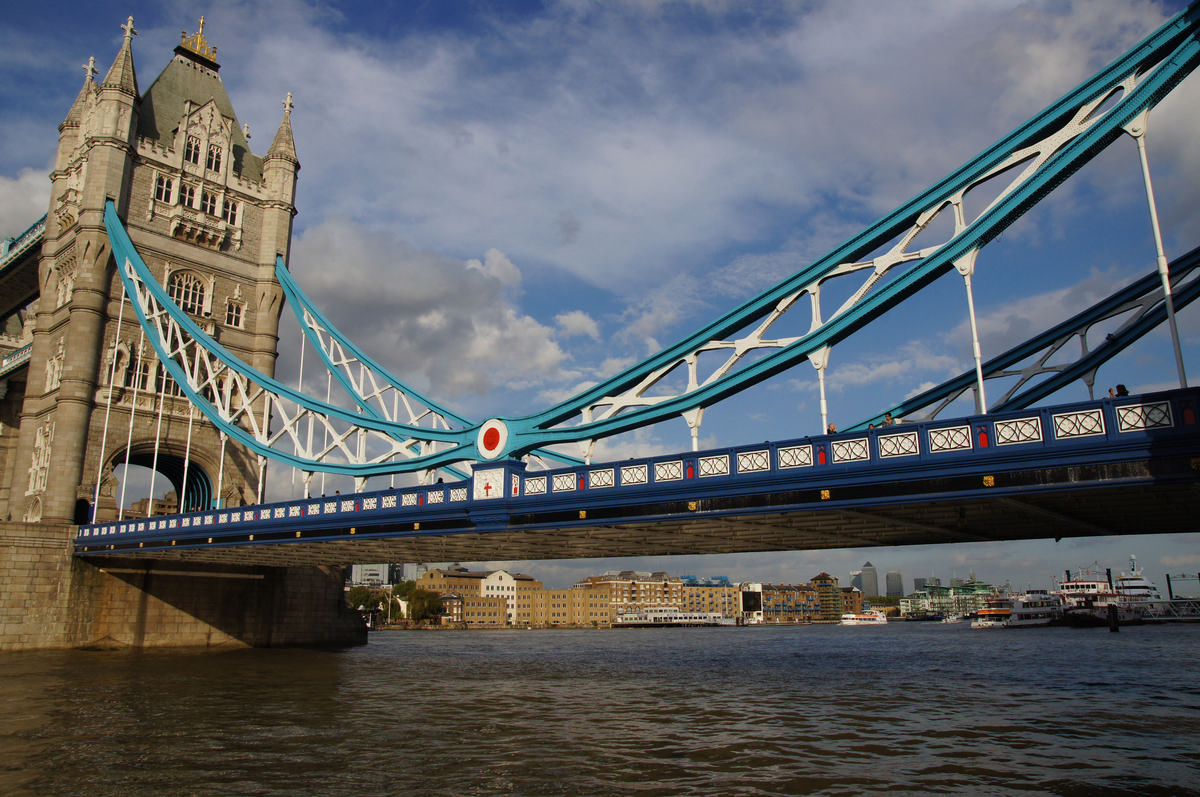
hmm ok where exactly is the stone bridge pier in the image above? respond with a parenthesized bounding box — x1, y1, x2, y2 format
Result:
(0, 522, 365, 651)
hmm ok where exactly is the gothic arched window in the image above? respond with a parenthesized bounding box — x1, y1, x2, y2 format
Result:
(167, 271, 206, 315)
(184, 136, 201, 165)
(206, 144, 223, 172)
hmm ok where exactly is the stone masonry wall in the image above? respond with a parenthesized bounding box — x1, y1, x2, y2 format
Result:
(0, 521, 366, 651)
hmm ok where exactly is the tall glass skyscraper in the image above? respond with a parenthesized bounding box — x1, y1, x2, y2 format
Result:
(853, 562, 879, 597)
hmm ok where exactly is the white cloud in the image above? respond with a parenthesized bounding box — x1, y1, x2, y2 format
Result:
(467, 248, 522, 288)
(554, 310, 600, 340)
(0, 169, 49, 238)
(283, 217, 570, 404)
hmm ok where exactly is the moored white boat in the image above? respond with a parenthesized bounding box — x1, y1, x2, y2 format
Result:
(971, 591, 1064, 629)
(971, 597, 1012, 628)
(1006, 590, 1065, 627)
(1110, 555, 1200, 622)
(1055, 564, 1145, 627)
(840, 609, 888, 625)
(613, 606, 736, 627)
(1114, 556, 1163, 603)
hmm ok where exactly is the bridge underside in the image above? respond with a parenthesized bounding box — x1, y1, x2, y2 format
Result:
(79, 467, 1198, 568)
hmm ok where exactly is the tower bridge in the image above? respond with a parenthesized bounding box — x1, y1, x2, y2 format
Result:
(2, 7, 1199, 650)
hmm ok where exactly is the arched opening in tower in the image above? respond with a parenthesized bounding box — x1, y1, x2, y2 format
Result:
(109, 455, 214, 517)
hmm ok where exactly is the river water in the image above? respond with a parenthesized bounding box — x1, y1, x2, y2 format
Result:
(2, 622, 1198, 796)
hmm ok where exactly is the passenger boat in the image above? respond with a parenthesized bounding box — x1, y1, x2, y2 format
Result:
(1111, 556, 1200, 622)
(970, 596, 1012, 628)
(1007, 590, 1065, 627)
(971, 591, 1064, 628)
(1114, 556, 1163, 602)
(613, 606, 736, 627)
(840, 609, 888, 625)
(1055, 565, 1145, 627)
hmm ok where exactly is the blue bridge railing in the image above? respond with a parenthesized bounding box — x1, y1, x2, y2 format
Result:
(75, 388, 1200, 552)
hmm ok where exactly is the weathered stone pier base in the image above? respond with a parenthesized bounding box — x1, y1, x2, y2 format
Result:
(0, 522, 367, 651)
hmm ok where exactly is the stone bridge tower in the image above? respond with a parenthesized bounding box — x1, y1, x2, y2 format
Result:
(4, 18, 298, 525)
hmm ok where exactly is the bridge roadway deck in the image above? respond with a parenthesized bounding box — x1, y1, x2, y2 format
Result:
(75, 389, 1200, 567)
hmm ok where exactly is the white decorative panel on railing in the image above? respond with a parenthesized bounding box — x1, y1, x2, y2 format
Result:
(879, 431, 920, 458)
(1116, 401, 1173, 432)
(1052, 409, 1105, 439)
(737, 450, 771, 474)
(995, 417, 1042, 445)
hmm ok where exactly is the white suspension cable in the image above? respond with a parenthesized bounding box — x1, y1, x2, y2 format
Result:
(956, 250, 988, 414)
(1128, 112, 1187, 389)
(92, 285, 126, 521)
(146, 362, 167, 516)
(181, 403, 194, 511)
(118, 325, 146, 520)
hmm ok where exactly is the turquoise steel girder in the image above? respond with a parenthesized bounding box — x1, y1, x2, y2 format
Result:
(851, 246, 1200, 429)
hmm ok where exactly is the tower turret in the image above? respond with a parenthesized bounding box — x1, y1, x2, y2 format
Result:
(3, 16, 300, 522)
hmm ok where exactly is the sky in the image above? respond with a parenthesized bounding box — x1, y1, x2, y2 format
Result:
(2, 0, 1199, 591)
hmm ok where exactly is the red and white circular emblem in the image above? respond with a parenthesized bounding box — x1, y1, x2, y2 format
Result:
(477, 419, 509, 460)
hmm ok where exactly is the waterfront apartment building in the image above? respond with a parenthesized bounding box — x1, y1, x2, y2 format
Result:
(576, 570, 685, 612)
(899, 577, 994, 617)
(811, 572, 845, 621)
(759, 583, 821, 623)
(460, 595, 511, 626)
(417, 567, 543, 625)
(680, 576, 741, 618)
(533, 584, 616, 627)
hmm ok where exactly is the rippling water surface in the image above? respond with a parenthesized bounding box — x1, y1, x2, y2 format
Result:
(2, 622, 1198, 796)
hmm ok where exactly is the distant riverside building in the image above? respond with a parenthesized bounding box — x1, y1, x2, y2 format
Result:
(126, 491, 179, 517)
(680, 575, 740, 618)
(853, 562, 880, 597)
(760, 583, 821, 623)
(581, 570, 684, 613)
(415, 568, 863, 627)
(350, 564, 388, 587)
(842, 586, 865, 615)
(900, 577, 994, 617)
(811, 572, 845, 621)
(850, 569, 863, 592)
(417, 566, 543, 626)
(886, 570, 904, 598)
(534, 584, 616, 627)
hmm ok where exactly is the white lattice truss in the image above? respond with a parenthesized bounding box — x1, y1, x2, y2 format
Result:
(560, 70, 1164, 438)
(298, 303, 461, 431)
(121, 257, 459, 477)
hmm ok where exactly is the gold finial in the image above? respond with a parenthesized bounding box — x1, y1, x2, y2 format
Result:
(180, 17, 217, 61)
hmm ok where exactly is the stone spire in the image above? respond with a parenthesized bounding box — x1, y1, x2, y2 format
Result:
(266, 92, 300, 166)
(60, 57, 98, 131)
(101, 16, 139, 96)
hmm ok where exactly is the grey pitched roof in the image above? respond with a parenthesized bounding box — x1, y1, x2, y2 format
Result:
(136, 46, 263, 182)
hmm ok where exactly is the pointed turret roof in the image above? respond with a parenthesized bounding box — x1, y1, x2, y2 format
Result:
(61, 57, 99, 130)
(266, 93, 300, 167)
(136, 18, 261, 181)
(101, 16, 139, 96)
